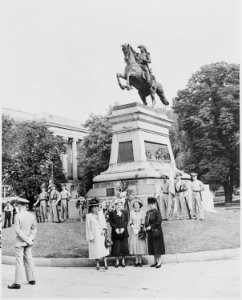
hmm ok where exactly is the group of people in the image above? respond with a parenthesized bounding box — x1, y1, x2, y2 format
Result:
(86, 197, 165, 271)
(156, 172, 205, 222)
(33, 183, 71, 223)
(7, 171, 205, 289)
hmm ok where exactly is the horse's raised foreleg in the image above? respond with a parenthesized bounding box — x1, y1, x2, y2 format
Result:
(126, 72, 135, 90)
(116, 73, 127, 90)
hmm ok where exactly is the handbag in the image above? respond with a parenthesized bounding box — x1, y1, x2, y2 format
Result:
(138, 227, 147, 240)
(104, 233, 113, 248)
(151, 228, 160, 239)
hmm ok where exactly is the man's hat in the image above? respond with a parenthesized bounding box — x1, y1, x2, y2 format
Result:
(11, 197, 29, 204)
(191, 172, 198, 177)
(130, 198, 143, 208)
(161, 174, 169, 179)
(138, 44, 147, 51)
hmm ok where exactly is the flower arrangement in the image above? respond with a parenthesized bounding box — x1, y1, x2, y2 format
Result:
(105, 180, 136, 221)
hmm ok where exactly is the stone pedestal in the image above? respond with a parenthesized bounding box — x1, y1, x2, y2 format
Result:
(86, 102, 177, 208)
(68, 199, 80, 220)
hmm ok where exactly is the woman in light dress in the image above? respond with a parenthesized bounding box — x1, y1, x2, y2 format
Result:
(86, 198, 109, 270)
(129, 198, 147, 267)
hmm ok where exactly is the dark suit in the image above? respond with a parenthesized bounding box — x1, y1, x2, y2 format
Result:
(145, 208, 165, 255)
(109, 209, 129, 256)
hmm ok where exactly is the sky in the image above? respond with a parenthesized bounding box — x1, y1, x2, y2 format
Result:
(0, 0, 240, 122)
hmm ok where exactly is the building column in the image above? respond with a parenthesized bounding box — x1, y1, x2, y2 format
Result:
(72, 138, 78, 180)
(61, 138, 69, 177)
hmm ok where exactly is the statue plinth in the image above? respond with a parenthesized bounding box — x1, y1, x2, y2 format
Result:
(86, 102, 177, 205)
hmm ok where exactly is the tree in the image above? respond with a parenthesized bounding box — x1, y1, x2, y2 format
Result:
(173, 62, 239, 203)
(78, 113, 113, 195)
(2, 116, 67, 206)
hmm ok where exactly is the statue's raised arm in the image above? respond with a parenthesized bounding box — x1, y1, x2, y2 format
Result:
(116, 43, 169, 108)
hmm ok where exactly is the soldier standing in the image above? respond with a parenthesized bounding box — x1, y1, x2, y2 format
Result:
(156, 175, 171, 220)
(191, 173, 205, 221)
(174, 172, 189, 220)
(8, 198, 37, 289)
(55, 184, 71, 222)
(33, 184, 48, 222)
(48, 184, 60, 223)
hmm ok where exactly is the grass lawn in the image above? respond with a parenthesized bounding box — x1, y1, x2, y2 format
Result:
(2, 207, 240, 258)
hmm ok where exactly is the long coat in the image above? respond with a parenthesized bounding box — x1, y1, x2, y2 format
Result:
(86, 210, 109, 259)
(145, 208, 165, 255)
(109, 209, 129, 256)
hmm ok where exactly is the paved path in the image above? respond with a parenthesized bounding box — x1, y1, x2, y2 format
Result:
(2, 258, 240, 299)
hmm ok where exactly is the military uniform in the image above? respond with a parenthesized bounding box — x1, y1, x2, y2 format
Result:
(38, 191, 48, 222)
(56, 188, 71, 222)
(11, 201, 37, 287)
(174, 175, 189, 220)
(49, 188, 60, 222)
(158, 179, 171, 220)
(191, 173, 205, 220)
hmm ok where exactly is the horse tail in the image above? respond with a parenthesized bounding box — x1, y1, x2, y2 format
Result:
(156, 82, 169, 106)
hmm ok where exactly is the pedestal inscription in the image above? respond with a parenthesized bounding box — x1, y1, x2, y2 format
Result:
(117, 141, 134, 163)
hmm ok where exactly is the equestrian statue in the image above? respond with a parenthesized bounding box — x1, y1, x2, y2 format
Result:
(116, 44, 169, 107)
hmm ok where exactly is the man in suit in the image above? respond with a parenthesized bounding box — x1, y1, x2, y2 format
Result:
(4, 201, 13, 228)
(8, 198, 37, 289)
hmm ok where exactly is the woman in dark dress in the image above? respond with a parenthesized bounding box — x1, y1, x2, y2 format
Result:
(145, 197, 165, 268)
(109, 199, 129, 267)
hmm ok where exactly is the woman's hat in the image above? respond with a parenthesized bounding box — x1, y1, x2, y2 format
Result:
(88, 198, 99, 208)
(175, 171, 183, 178)
(147, 197, 156, 204)
(130, 198, 143, 208)
(114, 198, 125, 205)
(191, 172, 198, 177)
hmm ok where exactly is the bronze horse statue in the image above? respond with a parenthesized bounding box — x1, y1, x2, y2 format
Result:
(116, 44, 169, 107)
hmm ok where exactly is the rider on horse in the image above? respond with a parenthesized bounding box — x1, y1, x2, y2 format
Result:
(135, 45, 153, 86)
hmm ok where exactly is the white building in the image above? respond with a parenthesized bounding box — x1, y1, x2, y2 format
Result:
(2, 107, 88, 197)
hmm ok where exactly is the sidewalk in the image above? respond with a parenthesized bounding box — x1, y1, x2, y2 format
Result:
(2, 258, 240, 298)
(2, 248, 240, 267)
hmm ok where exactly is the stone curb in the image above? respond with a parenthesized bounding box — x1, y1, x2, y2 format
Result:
(2, 248, 240, 267)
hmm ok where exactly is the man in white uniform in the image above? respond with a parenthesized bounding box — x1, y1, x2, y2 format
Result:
(191, 173, 205, 221)
(8, 198, 37, 289)
(49, 183, 60, 223)
(156, 175, 171, 220)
